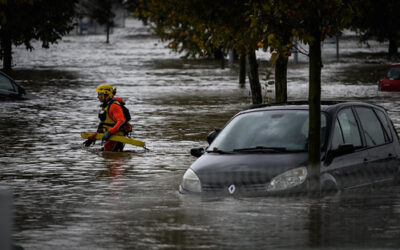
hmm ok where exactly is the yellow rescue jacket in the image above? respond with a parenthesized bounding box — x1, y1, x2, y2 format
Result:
(97, 98, 131, 136)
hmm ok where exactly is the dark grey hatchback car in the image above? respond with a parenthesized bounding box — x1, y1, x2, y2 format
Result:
(179, 102, 400, 195)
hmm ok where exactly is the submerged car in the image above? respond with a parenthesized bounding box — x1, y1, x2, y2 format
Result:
(378, 63, 400, 91)
(180, 101, 400, 195)
(0, 71, 27, 100)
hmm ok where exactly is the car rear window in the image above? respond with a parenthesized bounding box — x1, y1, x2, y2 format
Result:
(386, 66, 400, 80)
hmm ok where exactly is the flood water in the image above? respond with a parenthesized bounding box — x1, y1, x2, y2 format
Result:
(1, 19, 400, 249)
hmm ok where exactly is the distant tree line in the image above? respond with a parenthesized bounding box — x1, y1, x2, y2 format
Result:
(126, 0, 400, 104)
(1, 0, 399, 74)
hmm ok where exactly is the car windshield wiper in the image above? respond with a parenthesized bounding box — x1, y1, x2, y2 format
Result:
(206, 149, 233, 154)
(233, 146, 288, 153)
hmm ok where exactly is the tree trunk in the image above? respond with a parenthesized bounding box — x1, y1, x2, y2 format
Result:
(389, 39, 398, 55)
(106, 23, 110, 43)
(1, 29, 12, 73)
(213, 47, 226, 69)
(239, 54, 246, 87)
(308, 31, 322, 196)
(275, 54, 288, 103)
(247, 51, 263, 104)
(336, 35, 340, 62)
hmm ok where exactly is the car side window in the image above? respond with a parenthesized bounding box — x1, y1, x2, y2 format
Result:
(0, 74, 16, 92)
(336, 108, 363, 148)
(331, 121, 344, 150)
(375, 109, 392, 142)
(355, 107, 386, 147)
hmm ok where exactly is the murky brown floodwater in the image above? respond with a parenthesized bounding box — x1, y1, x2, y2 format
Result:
(1, 19, 400, 249)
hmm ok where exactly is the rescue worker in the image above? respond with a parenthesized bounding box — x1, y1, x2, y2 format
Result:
(83, 84, 132, 152)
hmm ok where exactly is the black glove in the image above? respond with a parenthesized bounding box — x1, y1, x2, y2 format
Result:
(102, 131, 112, 141)
(83, 139, 95, 147)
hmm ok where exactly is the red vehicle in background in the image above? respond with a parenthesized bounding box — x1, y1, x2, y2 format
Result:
(379, 63, 400, 91)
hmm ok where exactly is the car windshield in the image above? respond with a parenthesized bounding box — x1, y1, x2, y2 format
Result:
(0, 74, 17, 93)
(386, 66, 400, 80)
(208, 110, 327, 152)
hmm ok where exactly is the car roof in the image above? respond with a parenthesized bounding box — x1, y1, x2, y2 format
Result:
(390, 63, 400, 67)
(239, 101, 384, 115)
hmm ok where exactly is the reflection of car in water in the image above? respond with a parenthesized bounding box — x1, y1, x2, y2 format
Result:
(180, 101, 400, 196)
(0, 71, 27, 100)
(378, 63, 400, 91)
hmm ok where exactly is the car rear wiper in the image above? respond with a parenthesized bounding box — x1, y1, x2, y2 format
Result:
(233, 146, 288, 153)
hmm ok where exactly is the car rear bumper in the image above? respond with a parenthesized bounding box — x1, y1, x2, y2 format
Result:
(379, 80, 400, 91)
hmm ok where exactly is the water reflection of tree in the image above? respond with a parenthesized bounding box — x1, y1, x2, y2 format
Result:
(308, 189, 400, 248)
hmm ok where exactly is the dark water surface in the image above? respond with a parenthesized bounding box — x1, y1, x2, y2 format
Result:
(1, 19, 400, 249)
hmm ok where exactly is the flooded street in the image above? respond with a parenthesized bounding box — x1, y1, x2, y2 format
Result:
(1, 19, 400, 249)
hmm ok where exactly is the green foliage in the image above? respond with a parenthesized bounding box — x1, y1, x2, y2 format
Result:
(250, 1, 297, 57)
(131, 0, 262, 58)
(124, 0, 148, 24)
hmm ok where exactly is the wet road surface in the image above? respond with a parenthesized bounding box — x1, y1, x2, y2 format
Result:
(1, 19, 400, 249)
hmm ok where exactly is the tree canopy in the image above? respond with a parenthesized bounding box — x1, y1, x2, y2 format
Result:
(0, 0, 77, 72)
(131, 1, 256, 57)
(130, 0, 267, 104)
(351, 0, 400, 55)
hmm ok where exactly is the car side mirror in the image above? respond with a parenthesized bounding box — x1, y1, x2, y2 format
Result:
(325, 143, 355, 164)
(206, 129, 221, 144)
(337, 143, 355, 155)
(190, 147, 204, 158)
